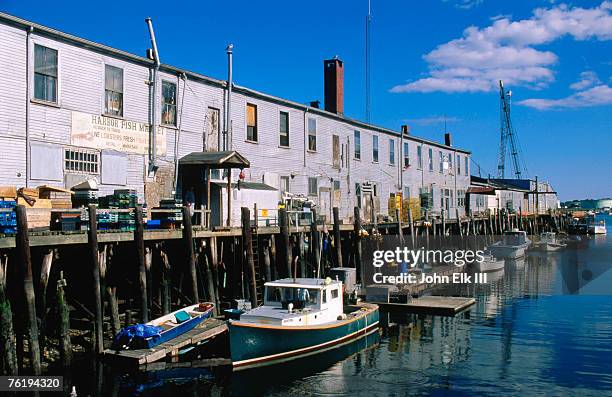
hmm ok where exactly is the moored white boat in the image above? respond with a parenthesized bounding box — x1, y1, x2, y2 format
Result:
(532, 232, 566, 252)
(489, 229, 531, 259)
(475, 253, 505, 272)
(588, 219, 607, 235)
(228, 278, 379, 370)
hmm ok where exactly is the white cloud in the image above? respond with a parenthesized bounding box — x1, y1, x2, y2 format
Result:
(404, 115, 461, 126)
(569, 71, 600, 90)
(517, 84, 612, 109)
(391, 2, 612, 94)
(455, 0, 483, 10)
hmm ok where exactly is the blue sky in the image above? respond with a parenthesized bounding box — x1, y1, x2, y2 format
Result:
(1, 0, 610, 200)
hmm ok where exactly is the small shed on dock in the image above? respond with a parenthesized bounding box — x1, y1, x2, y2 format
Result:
(178, 151, 250, 227)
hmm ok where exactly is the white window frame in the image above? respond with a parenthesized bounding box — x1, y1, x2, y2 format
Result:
(104, 64, 124, 117)
(308, 118, 317, 151)
(389, 139, 395, 165)
(372, 135, 379, 163)
(279, 111, 289, 147)
(32, 42, 60, 105)
(354, 130, 361, 160)
(161, 80, 177, 127)
(64, 147, 100, 174)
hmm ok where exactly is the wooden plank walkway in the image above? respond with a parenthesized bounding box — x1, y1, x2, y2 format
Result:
(375, 296, 475, 316)
(103, 318, 228, 366)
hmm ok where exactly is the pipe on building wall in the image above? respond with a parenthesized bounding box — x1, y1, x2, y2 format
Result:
(145, 17, 160, 173)
(173, 73, 187, 193)
(303, 108, 309, 167)
(225, 44, 233, 151)
(25, 25, 33, 187)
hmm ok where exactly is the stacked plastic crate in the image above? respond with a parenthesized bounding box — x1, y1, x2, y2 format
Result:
(152, 199, 183, 229)
(0, 200, 17, 234)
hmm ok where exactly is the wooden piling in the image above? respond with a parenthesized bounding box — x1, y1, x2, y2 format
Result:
(456, 209, 463, 237)
(56, 273, 72, 368)
(396, 208, 404, 246)
(310, 209, 320, 277)
(353, 207, 363, 282)
(441, 209, 446, 237)
(107, 286, 120, 336)
(38, 249, 54, 354)
(0, 255, 17, 375)
(135, 205, 149, 323)
(263, 241, 272, 281)
(408, 208, 415, 246)
(182, 206, 199, 304)
(279, 208, 292, 278)
(332, 207, 343, 268)
(202, 244, 218, 314)
(15, 205, 41, 374)
(241, 207, 258, 308)
(159, 247, 171, 315)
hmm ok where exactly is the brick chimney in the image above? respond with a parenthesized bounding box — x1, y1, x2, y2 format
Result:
(444, 132, 452, 146)
(401, 125, 410, 135)
(324, 56, 344, 115)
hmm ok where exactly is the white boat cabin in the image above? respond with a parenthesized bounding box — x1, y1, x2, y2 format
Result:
(502, 229, 530, 246)
(237, 278, 344, 327)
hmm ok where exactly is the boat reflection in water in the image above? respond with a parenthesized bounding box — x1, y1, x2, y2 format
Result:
(229, 330, 381, 396)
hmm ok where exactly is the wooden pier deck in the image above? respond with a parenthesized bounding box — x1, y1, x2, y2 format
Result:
(375, 296, 475, 316)
(103, 318, 228, 366)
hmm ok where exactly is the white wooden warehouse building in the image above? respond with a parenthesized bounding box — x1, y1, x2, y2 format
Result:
(0, 12, 472, 224)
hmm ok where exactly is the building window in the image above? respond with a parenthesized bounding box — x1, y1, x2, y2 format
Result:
(457, 154, 461, 175)
(34, 44, 58, 103)
(389, 139, 395, 165)
(403, 186, 410, 199)
(64, 148, 99, 174)
(419, 187, 432, 210)
(279, 111, 289, 147)
(308, 118, 317, 151)
(465, 157, 469, 176)
(372, 135, 379, 163)
(331, 289, 339, 299)
(246, 103, 258, 141)
(439, 151, 444, 173)
(280, 176, 290, 193)
(161, 81, 177, 126)
(457, 189, 465, 207)
(403, 142, 409, 167)
(333, 180, 341, 191)
(104, 65, 123, 116)
(355, 183, 362, 208)
(428, 148, 433, 171)
(332, 135, 340, 169)
(476, 195, 485, 207)
(354, 130, 361, 159)
(448, 153, 453, 171)
(308, 177, 318, 196)
(417, 146, 422, 169)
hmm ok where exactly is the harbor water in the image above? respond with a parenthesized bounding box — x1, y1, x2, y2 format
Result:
(80, 215, 612, 396)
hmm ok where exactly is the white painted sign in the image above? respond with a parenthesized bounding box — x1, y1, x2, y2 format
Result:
(71, 111, 166, 155)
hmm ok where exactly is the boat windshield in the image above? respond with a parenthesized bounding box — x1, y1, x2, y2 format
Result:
(503, 232, 525, 245)
(265, 287, 320, 309)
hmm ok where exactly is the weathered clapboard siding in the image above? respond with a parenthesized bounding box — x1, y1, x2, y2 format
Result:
(0, 12, 472, 221)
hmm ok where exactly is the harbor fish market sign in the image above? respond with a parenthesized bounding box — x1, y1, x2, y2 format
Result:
(71, 111, 166, 155)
